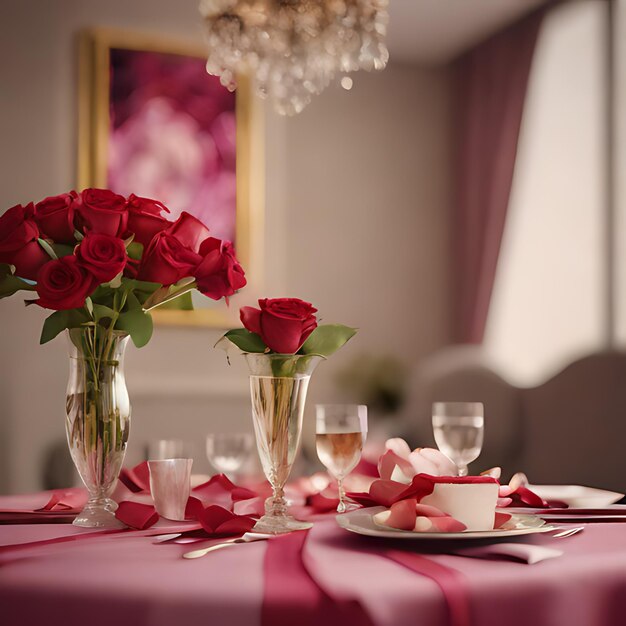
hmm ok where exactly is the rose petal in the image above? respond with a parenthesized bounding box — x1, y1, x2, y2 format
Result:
(115, 502, 159, 530)
(415, 448, 458, 476)
(387, 499, 418, 530)
(414, 516, 434, 532)
(378, 449, 414, 482)
(407, 450, 441, 476)
(494, 512, 512, 529)
(384, 438, 412, 457)
(240, 306, 262, 336)
(414, 503, 448, 517)
(430, 516, 467, 532)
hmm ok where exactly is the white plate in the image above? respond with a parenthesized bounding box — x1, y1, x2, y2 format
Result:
(336, 506, 557, 540)
(529, 484, 624, 508)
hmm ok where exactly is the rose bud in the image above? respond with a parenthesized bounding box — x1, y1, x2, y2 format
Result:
(166, 212, 210, 253)
(240, 298, 318, 354)
(126, 194, 171, 247)
(0, 203, 50, 280)
(75, 188, 128, 237)
(34, 192, 77, 243)
(195, 237, 246, 300)
(137, 232, 201, 286)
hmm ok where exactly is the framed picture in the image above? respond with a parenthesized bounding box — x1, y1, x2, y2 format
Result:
(77, 29, 263, 327)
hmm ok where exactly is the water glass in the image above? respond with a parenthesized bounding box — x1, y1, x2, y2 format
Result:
(432, 402, 484, 476)
(206, 432, 254, 477)
(148, 458, 193, 521)
(316, 404, 368, 513)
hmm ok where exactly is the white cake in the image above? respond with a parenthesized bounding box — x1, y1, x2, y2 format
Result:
(420, 481, 498, 531)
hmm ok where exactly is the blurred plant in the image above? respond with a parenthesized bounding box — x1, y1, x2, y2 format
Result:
(337, 353, 408, 416)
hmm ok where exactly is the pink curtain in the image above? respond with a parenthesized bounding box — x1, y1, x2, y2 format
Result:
(454, 8, 546, 344)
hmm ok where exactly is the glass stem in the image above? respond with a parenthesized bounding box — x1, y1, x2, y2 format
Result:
(458, 464, 469, 477)
(337, 477, 346, 513)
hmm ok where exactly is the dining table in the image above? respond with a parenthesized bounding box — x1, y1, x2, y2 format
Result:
(2, 487, 626, 626)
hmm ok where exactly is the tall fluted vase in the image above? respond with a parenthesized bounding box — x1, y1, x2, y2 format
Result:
(245, 353, 322, 534)
(66, 327, 131, 528)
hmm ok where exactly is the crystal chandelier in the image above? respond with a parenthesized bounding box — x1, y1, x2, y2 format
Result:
(199, 0, 390, 115)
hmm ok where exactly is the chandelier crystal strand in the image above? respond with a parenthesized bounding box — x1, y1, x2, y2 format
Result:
(199, 0, 389, 115)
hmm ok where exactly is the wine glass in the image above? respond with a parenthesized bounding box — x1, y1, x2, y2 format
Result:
(316, 404, 368, 513)
(432, 402, 484, 476)
(206, 432, 254, 479)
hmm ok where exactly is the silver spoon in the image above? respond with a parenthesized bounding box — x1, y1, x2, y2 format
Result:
(553, 526, 584, 538)
(182, 532, 273, 559)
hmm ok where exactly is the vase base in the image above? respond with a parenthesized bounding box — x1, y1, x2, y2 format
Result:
(73, 498, 123, 529)
(253, 514, 313, 534)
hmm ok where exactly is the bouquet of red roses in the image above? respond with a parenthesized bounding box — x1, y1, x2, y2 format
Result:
(0, 188, 246, 347)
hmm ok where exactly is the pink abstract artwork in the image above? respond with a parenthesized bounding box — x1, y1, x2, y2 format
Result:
(107, 48, 237, 243)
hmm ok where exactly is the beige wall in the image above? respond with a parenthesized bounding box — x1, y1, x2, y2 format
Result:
(0, 0, 453, 493)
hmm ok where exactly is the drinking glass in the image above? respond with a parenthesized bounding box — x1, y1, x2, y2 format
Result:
(432, 402, 484, 476)
(148, 458, 193, 521)
(316, 404, 368, 513)
(206, 432, 254, 477)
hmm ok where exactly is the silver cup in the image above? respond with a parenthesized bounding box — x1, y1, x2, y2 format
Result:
(148, 458, 193, 521)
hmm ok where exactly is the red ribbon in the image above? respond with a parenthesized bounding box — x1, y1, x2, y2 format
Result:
(262, 530, 376, 626)
(385, 550, 472, 626)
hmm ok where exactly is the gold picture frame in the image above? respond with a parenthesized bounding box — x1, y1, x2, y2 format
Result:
(77, 28, 264, 327)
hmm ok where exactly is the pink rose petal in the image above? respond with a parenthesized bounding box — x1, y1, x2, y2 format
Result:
(430, 516, 467, 532)
(386, 500, 418, 530)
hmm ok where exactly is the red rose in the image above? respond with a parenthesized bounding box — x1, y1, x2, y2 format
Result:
(34, 192, 77, 243)
(36, 256, 98, 310)
(0, 203, 49, 280)
(76, 233, 128, 282)
(195, 238, 246, 300)
(76, 188, 127, 236)
(167, 212, 210, 253)
(137, 233, 201, 285)
(240, 298, 318, 353)
(126, 194, 171, 247)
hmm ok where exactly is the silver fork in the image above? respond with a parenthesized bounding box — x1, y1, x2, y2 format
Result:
(182, 532, 273, 559)
(552, 526, 584, 538)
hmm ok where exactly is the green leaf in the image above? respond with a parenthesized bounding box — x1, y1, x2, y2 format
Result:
(156, 290, 194, 310)
(84, 297, 94, 316)
(0, 274, 37, 299)
(116, 308, 153, 348)
(92, 303, 116, 321)
(40, 310, 70, 344)
(51, 243, 74, 258)
(106, 273, 123, 289)
(300, 324, 358, 357)
(38, 238, 58, 260)
(40, 309, 89, 344)
(126, 242, 144, 261)
(217, 329, 267, 353)
(0, 263, 12, 280)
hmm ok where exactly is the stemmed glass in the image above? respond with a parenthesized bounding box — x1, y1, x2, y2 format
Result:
(432, 402, 484, 476)
(206, 433, 254, 479)
(316, 404, 368, 513)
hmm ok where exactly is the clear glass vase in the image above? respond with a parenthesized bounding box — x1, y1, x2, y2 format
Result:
(66, 328, 131, 528)
(245, 353, 322, 534)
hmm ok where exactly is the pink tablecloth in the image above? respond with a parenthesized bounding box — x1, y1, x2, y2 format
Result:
(1, 517, 626, 626)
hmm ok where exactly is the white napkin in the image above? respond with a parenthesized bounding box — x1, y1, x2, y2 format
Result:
(452, 543, 562, 564)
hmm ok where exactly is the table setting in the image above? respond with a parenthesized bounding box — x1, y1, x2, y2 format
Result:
(1, 189, 626, 626)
